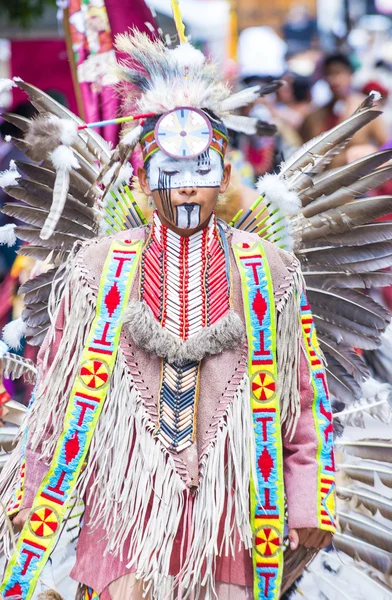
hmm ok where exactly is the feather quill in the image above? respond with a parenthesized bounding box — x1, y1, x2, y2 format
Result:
(1, 351, 37, 381)
(298, 196, 392, 243)
(280, 106, 381, 181)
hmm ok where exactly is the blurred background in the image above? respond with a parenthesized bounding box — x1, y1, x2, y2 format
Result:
(0, 2, 392, 598)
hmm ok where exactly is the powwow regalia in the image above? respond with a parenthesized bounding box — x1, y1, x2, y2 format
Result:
(0, 4, 392, 599)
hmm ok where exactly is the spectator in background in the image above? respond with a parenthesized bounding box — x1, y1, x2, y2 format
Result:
(300, 53, 388, 165)
(274, 72, 313, 132)
(282, 4, 318, 54)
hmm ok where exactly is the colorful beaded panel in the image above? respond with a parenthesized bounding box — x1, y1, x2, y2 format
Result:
(300, 293, 336, 532)
(158, 360, 200, 451)
(233, 241, 284, 600)
(141, 213, 231, 451)
(140, 127, 228, 162)
(1, 240, 143, 600)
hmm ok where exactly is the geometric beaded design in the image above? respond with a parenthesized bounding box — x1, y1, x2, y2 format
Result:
(1, 239, 143, 600)
(233, 240, 284, 600)
(141, 213, 231, 452)
(300, 292, 336, 532)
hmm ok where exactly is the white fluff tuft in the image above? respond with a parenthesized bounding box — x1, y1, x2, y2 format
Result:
(361, 376, 391, 404)
(257, 173, 301, 216)
(0, 224, 17, 247)
(0, 340, 8, 358)
(221, 85, 261, 113)
(121, 124, 143, 147)
(0, 162, 19, 188)
(50, 145, 80, 172)
(370, 90, 382, 102)
(170, 42, 205, 70)
(4, 135, 11, 143)
(0, 78, 16, 94)
(2, 318, 26, 350)
(103, 162, 133, 190)
(58, 118, 79, 146)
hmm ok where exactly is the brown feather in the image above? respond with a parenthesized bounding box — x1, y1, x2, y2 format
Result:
(15, 80, 111, 166)
(15, 161, 99, 207)
(334, 532, 392, 575)
(302, 165, 392, 218)
(299, 196, 392, 243)
(299, 150, 392, 206)
(3, 203, 95, 239)
(304, 271, 392, 290)
(15, 226, 77, 251)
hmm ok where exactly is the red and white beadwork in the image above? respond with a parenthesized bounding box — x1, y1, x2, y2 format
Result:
(141, 211, 230, 340)
(141, 212, 231, 451)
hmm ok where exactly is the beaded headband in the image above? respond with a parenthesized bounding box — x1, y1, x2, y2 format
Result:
(140, 107, 229, 163)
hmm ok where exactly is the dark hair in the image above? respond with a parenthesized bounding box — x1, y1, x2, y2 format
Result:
(323, 53, 354, 74)
(291, 75, 312, 102)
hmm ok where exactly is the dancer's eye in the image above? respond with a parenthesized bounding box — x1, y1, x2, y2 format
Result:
(196, 168, 211, 175)
(163, 170, 179, 176)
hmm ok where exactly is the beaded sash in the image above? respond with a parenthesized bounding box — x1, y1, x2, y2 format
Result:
(1, 239, 142, 600)
(233, 240, 285, 600)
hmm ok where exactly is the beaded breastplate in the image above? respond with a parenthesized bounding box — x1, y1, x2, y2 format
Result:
(140, 212, 231, 451)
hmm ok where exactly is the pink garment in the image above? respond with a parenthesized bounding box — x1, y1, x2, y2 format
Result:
(11, 40, 78, 114)
(20, 227, 327, 596)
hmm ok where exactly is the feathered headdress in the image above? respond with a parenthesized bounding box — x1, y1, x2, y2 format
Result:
(115, 30, 280, 138)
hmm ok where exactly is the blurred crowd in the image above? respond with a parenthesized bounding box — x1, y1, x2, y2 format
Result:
(230, 5, 392, 187)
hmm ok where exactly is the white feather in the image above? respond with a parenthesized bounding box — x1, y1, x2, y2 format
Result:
(40, 169, 71, 241)
(222, 114, 258, 135)
(360, 376, 392, 404)
(0, 340, 8, 357)
(0, 78, 16, 94)
(0, 224, 17, 247)
(0, 161, 19, 188)
(2, 318, 26, 351)
(4, 135, 11, 143)
(40, 146, 79, 241)
(221, 85, 261, 113)
(58, 119, 79, 146)
(121, 124, 143, 147)
(370, 90, 382, 102)
(50, 145, 80, 172)
(170, 43, 205, 70)
(103, 162, 133, 190)
(257, 173, 301, 216)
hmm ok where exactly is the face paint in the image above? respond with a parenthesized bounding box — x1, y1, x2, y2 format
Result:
(176, 203, 201, 229)
(157, 168, 174, 222)
(147, 148, 223, 191)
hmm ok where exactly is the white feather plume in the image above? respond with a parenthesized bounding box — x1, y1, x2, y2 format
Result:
(2, 318, 26, 351)
(121, 124, 143, 148)
(0, 164, 19, 188)
(370, 90, 382, 102)
(221, 85, 261, 113)
(103, 162, 133, 190)
(257, 173, 301, 216)
(50, 145, 80, 172)
(222, 114, 259, 135)
(40, 146, 80, 240)
(0, 78, 16, 95)
(0, 340, 8, 358)
(170, 42, 206, 70)
(58, 118, 79, 146)
(0, 223, 17, 247)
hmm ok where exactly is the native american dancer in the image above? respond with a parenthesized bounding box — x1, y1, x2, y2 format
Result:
(0, 17, 392, 600)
